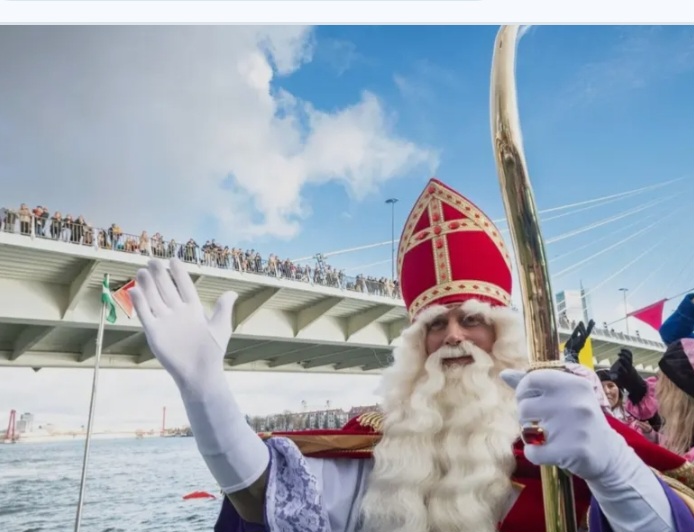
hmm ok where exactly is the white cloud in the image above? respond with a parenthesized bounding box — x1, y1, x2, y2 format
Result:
(0, 26, 438, 243)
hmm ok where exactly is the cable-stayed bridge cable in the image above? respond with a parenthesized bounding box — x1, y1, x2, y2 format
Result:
(345, 259, 392, 273)
(555, 208, 685, 320)
(543, 195, 676, 244)
(582, 242, 661, 300)
(293, 179, 681, 262)
(492, 176, 683, 223)
(553, 208, 680, 279)
(549, 214, 658, 265)
(662, 241, 694, 297)
(624, 243, 682, 301)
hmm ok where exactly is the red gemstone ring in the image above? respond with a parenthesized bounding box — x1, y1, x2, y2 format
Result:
(521, 421, 547, 446)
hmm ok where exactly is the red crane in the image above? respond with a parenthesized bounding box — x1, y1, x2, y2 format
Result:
(4, 410, 16, 443)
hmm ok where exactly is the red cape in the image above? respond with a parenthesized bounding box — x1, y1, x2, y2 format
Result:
(259, 412, 694, 532)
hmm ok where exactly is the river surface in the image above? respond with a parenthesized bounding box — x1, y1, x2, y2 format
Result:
(1, 437, 222, 531)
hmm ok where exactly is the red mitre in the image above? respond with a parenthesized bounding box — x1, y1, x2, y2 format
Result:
(398, 178, 512, 320)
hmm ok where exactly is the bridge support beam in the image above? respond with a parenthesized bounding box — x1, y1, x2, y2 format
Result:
(345, 305, 392, 340)
(265, 344, 332, 368)
(301, 347, 369, 369)
(294, 297, 343, 336)
(63, 259, 100, 317)
(386, 318, 409, 344)
(11, 326, 55, 361)
(360, 357, 393, 372)
(137, 346, 155, 364)
(334, 352, 391, 371)
(79, 330, 145, 363)
(231, 342, 316, 367)
(233, 288, 281, 331)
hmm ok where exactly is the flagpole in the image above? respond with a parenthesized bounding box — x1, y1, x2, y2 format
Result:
(73, 273, 110, 532)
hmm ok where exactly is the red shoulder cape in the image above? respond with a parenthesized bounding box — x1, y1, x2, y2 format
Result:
(259, 412, 694, 531)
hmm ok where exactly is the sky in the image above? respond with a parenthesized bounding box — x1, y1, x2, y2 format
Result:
(1, 25, 693, 431)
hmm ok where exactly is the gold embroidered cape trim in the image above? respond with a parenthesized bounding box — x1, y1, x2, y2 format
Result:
(355, 412, 384, 432)
(663, 461, 694, 490)
(259, 433, 381, 455)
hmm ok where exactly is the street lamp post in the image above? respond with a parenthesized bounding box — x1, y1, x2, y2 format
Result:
(619, 287, 629, 336)
(385, 198, 398, 281)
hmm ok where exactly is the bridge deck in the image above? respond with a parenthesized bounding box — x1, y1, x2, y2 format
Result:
(0, 230, 666, 373)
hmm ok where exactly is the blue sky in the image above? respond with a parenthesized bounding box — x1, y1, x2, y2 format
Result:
(256, 25, 694, 331)
(2, 25, 694, 427)
(2, 25, 693, 336)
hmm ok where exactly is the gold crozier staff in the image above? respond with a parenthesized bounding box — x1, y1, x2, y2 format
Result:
(490, 25, 578, 532)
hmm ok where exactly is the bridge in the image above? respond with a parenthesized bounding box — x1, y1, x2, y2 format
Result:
(0, 229, 667, 374)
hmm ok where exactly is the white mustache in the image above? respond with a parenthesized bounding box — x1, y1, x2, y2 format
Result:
(429, 341, 495, 372)
(433, 342, 475, 359)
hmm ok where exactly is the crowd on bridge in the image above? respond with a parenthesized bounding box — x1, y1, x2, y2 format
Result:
(558, 311, 647, 342)
(0, 203, 400, 298)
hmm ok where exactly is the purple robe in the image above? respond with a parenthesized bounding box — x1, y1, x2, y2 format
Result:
(215, 438, 330, 532)
(214, 438, 694, 532)
(588, 477, 694, 531)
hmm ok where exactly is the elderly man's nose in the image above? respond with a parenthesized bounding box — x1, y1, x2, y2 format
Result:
(444, 324, 465, 345)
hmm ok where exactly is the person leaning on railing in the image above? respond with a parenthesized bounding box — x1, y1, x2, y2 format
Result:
(18, 203, 31, 234)
(4, 206, 403, 300)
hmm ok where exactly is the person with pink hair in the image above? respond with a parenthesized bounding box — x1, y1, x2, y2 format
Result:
(615, 340, 694, 460)
(612, 293, 694, 459)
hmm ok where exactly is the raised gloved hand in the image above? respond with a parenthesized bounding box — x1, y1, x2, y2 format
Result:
(564, 320, 595, 361)
(130, 258, 238, 395)
(130, 258, 268, 493)
(610, 348, 647, 403)
(502, 369, 674, 532)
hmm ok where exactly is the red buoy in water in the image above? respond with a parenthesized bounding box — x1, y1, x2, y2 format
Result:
(183, 490, 217, 500)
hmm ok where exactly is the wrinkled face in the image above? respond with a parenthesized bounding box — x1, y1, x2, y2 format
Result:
(424, 306, 496, 365)
(602, 381, 620, 408)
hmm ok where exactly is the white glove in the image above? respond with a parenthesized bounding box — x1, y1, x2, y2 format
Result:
(130, 257, 236, 395)
(501, 368, 612, 480)
(502, 369, 674, 532)
(130, 258, 269, 492)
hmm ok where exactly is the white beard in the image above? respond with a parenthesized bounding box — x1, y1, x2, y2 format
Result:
(359, 340, 521, 532)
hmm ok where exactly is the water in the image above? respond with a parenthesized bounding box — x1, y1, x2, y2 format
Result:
(1, 437, 222, 532)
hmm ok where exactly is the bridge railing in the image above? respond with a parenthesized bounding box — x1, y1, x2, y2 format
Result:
(0, 212, 670, 341)
(558, 323, 665, 350)
(0, 211, 402, 299)
(591, 327, 664, 349)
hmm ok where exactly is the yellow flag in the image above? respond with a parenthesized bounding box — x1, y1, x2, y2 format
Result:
(560, 338, 594, 370)
(579, 338, 594, 370)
